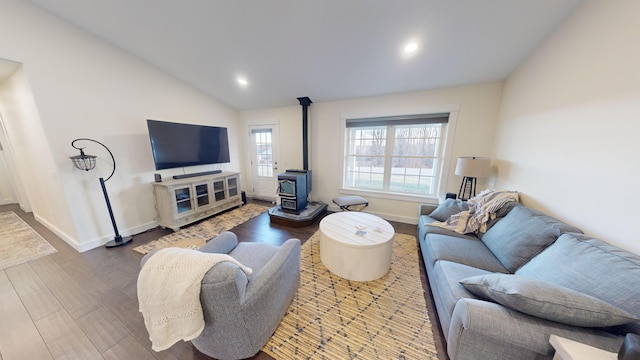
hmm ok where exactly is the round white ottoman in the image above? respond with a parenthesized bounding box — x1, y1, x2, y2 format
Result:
(319, 212, 395, 281)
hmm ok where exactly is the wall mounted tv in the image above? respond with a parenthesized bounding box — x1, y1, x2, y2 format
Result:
(147, 119, 230, 170)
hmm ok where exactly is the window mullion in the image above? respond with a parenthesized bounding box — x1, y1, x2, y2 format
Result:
(382, 126, 395, 190)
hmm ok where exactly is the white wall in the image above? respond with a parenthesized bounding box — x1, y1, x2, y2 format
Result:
(243, 83, 503, 224)
(0, 65, 63, 229)
(0, 0, 242, 251)
(493, 0, 640, 254)
(0, 132, 16, 205)
(240, 104, 303, 199)
(0, 98, 20, 206)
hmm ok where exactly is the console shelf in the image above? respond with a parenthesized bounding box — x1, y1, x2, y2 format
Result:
(153, 171, 242, 231)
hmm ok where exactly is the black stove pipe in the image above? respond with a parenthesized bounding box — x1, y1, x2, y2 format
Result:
(297, 97, 312, 170)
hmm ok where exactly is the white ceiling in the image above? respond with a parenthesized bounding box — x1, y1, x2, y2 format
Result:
(24, 0, 584, 110)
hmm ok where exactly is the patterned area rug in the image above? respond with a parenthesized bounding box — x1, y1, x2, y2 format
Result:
(0, 211, 57, 271)
(132, 203, 269, 254)
(263, 231, 439, 359)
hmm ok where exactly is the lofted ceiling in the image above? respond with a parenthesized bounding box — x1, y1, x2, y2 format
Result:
(24, 0, 583, 110)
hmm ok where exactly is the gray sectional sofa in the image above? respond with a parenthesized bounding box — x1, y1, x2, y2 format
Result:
(418, 200, 640, 360)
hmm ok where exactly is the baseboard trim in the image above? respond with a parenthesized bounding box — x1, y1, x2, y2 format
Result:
(34, 213, 85, 252)
(34, 214, 159, 253)
(326, 204, 417, 225)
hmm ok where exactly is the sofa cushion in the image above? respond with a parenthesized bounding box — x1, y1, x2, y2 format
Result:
(516, 232, 640, 320)
(429, 199, 469, 222)
(460, 273, 638, 327)
(480, 206, 582, 272)
(422, 233, 509, 273)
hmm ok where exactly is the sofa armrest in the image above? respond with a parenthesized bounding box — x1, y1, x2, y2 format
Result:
(419, 203, 438, 216)
(448, 298, 624, 360)
(199, 231, 238, 254)
(243, 238, 301, 301)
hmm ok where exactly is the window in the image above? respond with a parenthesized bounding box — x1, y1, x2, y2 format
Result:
(251, 129, 273, 177)
(343, 113, 448, 197)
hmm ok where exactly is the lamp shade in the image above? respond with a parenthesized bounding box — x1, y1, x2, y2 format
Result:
(454, 157, 491, 178)
(69, 150, 97, 171)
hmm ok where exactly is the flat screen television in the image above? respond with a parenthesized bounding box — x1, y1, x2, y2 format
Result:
(147, 119, 230, 170)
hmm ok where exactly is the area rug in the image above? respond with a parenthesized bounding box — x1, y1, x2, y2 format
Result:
(0, 211, 57, 271)
(132, 203, 269, 254)
(263, 231, 439, 359)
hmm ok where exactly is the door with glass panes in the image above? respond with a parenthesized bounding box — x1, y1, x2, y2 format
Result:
(249, 125, 280, 201)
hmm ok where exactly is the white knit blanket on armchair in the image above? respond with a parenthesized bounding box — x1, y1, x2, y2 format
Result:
(137, 247, 252, 351)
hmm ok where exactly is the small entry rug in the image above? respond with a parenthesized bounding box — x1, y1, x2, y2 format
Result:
(132, 203, 269, 254)
(0, 211, 57, 271)
(263, 231, 439, 359)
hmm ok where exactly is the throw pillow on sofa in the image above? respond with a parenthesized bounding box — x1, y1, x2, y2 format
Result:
(460, 274, 638, 327)
(479, 206, 582, 272)
(429, 198, 469, 222)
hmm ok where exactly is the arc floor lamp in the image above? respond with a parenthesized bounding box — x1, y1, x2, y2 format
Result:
(70, 138, 132, 248)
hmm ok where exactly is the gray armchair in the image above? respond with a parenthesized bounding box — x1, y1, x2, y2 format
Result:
(141, 231, 301, 359)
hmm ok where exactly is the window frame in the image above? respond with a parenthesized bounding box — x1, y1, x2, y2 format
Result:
(339, 107, 459, 203)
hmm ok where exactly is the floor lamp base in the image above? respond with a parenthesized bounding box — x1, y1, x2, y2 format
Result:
(105, 235, 133, 248)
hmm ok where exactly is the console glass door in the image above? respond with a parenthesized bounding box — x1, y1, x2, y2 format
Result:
(213, 180, 226, 202)
(194, 182, 210, 208)
(173, 186, 193, 214)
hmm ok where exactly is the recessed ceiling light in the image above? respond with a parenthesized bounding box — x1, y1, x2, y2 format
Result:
(237, 77, 248, 86)
(404, 42, 418, 53)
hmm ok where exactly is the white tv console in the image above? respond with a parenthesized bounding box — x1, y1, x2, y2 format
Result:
(152, 171, 242, 231)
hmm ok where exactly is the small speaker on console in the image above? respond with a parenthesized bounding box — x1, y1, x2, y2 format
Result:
(154, 173, 162, 182)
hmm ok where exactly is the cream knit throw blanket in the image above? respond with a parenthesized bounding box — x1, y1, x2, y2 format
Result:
(428, 189, 520, 234)
(137, 248, 252, 351)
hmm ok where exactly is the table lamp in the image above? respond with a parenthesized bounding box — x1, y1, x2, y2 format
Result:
(454, 156, 491, 200)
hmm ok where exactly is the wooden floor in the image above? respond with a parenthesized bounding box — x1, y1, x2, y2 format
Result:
(0, 200, 448, 360)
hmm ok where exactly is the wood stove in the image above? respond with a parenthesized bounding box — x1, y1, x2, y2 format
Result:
(269, 97, 327, 225)
(277, 169, 311, 213)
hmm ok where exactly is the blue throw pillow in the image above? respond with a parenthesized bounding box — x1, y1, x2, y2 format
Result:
(460, 274, 638, 327)
(429, 199, 468, 222)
